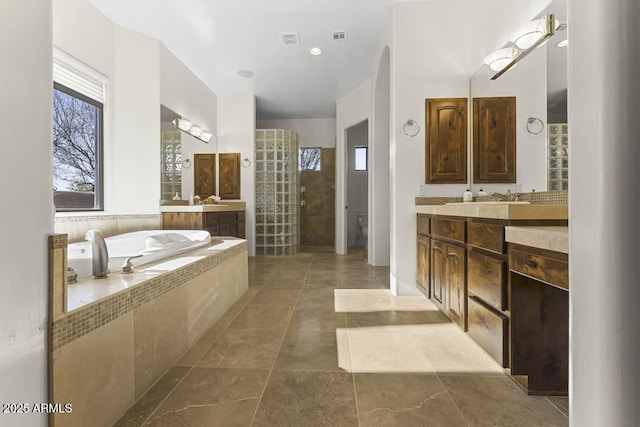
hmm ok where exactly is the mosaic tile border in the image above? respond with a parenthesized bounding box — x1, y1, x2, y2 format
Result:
(51, 241, 247, 351)
(50, 234, 68, 249)
(415, 190, 568, 205)
(54, 213, 161, 223)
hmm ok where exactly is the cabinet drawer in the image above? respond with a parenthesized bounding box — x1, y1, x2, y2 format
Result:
(237, 222, 246, 238)
(417, 215, 430, 236)
(204, 225, 219, 236)
(237, 211, 245, 221)
(468, 296, 508, 367)
(468, 221, 505, 254)
(510, 247, 568, 290)
(219, 212, 237, 224)
(432, 218, 465, 243)
(467, 251, 506, 311)
(203, 212, 219, 226)
(220, 223, 237, 236)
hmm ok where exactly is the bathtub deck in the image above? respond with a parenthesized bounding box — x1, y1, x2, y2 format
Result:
(66, 238, 244, 312)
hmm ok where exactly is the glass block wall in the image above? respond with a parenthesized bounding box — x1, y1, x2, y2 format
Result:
(255, 129, 300, 255)
(547, 123, 568, 191)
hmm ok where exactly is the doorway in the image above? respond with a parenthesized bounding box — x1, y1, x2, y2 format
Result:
(345, 120, 369, 253)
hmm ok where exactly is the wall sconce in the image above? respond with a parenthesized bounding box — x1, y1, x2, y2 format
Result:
(484, 14, 558, 80)
(172, 118, 215, 143)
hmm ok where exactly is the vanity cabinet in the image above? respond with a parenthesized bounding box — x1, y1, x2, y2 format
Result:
(425, 98, 468, 184)
(429, 217, 467, 330)
(162, 210, 245, 238)
(466, 219, 510, 367)
(416, 215, 431, 296)
(473, 97, 517, 183)
(509, 243, 569, 395)
(219, 153, 241, 200)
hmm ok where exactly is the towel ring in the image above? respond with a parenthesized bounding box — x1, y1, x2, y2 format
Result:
(526, 117, 544, 135)
(181, 159, 192, 169)
(241, 158, 251, 168)
(403, 119, 420, 137)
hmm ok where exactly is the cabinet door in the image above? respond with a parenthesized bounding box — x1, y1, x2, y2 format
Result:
(417, 235, 430, 297)
(446, 244, 467, 330)
(194, 153, 216, 198)
(425, 98, 468, 183)
(473, 97, 516, 183)
(431, 240, 446, 311)
(219, 153, 241, 199)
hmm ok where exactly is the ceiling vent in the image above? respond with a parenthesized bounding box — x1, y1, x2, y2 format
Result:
(332, 31, 347, 41)
(279, 32, 300, 45)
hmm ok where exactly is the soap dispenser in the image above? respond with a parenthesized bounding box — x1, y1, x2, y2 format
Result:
(478, 188, 487, 197)
(463, 189, 473, 203)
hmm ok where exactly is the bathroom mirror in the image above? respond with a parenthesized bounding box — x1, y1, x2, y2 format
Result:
(469, 0, 567, 194)
(160, 105, 217, 201)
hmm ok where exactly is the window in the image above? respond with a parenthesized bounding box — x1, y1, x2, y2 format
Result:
(161, 131, 183, 199)
(298, 147, 321, 171)
(52, 49, 107, 211)
(52, 83, 103, 210)
(355, 146, 368, 171)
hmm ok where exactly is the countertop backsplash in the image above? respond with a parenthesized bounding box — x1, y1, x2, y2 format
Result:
(415, 190, 568, 206)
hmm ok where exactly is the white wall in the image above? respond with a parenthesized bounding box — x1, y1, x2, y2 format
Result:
(110, 26, 161, 213)
(370, 45, 391, 267)
(569, 0, 640, 424)
(336, 80, 372, 255)
(0, 1, 53, 425)
(256, 118, 336, 148)
(346, 121, 369, 248)
(218, 94, 257, 256)
(53, 0, 218, 216)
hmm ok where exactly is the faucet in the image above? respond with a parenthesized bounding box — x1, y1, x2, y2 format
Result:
(491, 189, 525, 201)
(85, 230, 109, 278)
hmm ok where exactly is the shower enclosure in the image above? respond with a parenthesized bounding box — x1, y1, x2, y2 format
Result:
(255, 129, 300, 255)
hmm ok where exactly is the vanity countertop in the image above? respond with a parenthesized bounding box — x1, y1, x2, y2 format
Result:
(160, 201, 246, 213)
(505, 226, 568, 254)
(415, 202, 568, 220)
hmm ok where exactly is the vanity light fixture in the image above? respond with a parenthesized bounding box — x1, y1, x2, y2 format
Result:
(310, 47, 322, 56)
(189, 126, 203, 138)
(489, 14, 557, 80)
(484, 47, 519, 72)
(172, 118, 214, 144)
(174, 118, 193, 131)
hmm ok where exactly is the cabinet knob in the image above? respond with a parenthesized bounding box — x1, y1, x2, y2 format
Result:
(525, 259, 537, 269)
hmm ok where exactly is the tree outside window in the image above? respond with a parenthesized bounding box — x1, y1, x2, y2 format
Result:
(52, 83, 103, 210)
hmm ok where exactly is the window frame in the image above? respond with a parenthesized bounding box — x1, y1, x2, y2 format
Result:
(53, 82, 104, 212)
(354, 146, 368, 171)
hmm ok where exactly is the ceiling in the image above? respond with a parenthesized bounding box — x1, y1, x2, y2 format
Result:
(89, 0, 394, 119)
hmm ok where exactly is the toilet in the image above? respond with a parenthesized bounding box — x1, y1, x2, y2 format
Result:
(357, 212, 368, 248)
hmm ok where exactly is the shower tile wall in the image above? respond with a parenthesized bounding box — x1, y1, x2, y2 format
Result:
(255, 129, 300, 256)
(300, 148, 335, 247)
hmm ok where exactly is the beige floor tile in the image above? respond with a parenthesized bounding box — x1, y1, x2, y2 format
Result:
(143, 367, 268, 426)
(260, 278, 305, 290)
(355, 373, 467, 427)
(115, 366, 189, 427)
(253, 370, 358, 426)
(413, 324, 504, 375)
(196, 329, 284, 369)
(348, 329, 435, 373)
(295, 289, 337, 310)
(228, 304, 293, 331)
(302, 278, 340, 291)
(249, 289, 301, 306)
(439, 375, 569, 426)
(288, 306, 347, 332)
(274, 330, 350, 372)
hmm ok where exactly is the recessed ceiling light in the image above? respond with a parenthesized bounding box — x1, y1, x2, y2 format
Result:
(309, 47, 322, 56)
(237, 69, 254, 78)
(556, 39, 568, 48)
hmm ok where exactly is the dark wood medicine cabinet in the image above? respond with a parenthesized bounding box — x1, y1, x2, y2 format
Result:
(193, 152, 241, 200)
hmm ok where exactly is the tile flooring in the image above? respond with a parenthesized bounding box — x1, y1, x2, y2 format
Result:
(115, 251, 569, 426)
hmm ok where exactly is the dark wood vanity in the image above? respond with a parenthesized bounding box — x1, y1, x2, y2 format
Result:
(161, 204, 246, 238)
(417, 208, 568, 395)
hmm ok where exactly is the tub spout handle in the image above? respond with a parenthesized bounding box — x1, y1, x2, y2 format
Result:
(122, 254, 143, 274)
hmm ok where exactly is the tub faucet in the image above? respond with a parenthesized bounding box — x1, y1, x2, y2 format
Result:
(491, 189, 525, 201)
(85, 230, 109, 278)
